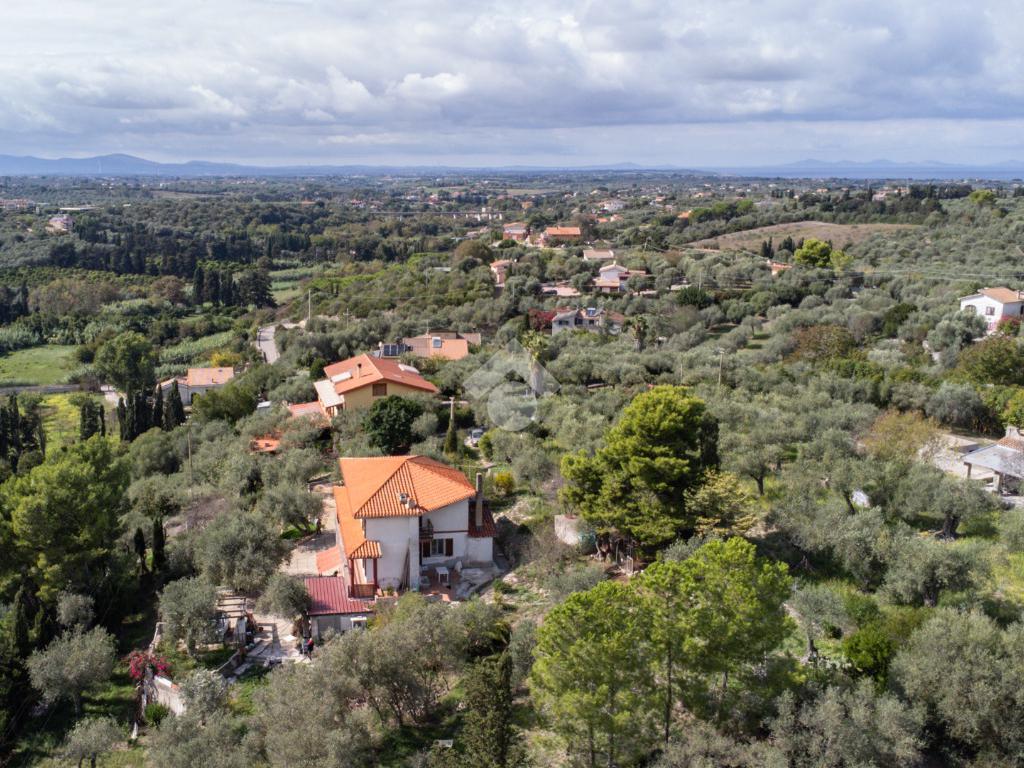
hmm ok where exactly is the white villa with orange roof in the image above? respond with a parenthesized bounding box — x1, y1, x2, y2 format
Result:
(288, 353, 439, 418)
(159, 366, 235, 404)
(315, 455, 495, 598)
(960, 287, 1024, 333)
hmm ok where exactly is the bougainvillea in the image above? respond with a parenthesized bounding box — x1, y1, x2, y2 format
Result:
(126, 649, 170, 682)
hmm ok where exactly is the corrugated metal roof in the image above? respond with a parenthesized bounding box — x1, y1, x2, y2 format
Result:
(964, 444, 1024, 478)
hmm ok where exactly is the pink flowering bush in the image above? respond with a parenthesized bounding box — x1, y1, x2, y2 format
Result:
(127, 650, 171, 682)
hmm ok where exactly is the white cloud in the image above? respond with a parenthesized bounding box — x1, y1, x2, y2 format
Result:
(0, 1, 1020, 163)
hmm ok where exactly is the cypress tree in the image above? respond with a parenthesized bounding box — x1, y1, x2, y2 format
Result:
(152, 385, 164, 431)
(192, 265, 205, 304)
(133, 527, 147, 573)
(165, 382, 186, 429)
(117, 396, 128, 442)
(11, 586, 34, 656)
(152, 517, 166, 573)
(462, 653, 519, 768)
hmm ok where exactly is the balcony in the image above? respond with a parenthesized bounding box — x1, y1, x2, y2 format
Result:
(350, 583, 377, 599)
(418, 519, 434, 541)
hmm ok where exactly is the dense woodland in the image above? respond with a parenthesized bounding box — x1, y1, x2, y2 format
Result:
(1, 172, 1024, 766)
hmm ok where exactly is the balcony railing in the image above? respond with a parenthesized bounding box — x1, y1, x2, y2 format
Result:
(418, 520, 434, 541)
(350, 583, 376, 599)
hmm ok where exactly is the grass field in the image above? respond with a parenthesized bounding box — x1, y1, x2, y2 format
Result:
(39, 392, 111, 448)
(688, 221, 919, 252)
(0, 345, 78, 386)
(270, 265, 325, 303)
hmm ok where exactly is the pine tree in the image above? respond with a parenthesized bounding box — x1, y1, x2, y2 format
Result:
(164, 381, 186, 429)
(463, 653, 520, 768)
(152, 385, 164, 431)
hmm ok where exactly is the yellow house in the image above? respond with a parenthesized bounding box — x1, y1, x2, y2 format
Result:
(292, 353, 439, 418)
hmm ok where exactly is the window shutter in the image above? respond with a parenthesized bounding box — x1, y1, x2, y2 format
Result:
(421, 541, 430, 560)
(445, 538, 453, 557)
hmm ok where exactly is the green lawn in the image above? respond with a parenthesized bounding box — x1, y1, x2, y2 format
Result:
(39, 392, 111, 448)
(0, 345, 78, 386)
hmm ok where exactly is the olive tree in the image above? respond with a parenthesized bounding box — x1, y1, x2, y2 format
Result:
(27, 628, 116, 715)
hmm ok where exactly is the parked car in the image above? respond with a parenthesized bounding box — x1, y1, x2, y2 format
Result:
(468, 427, 485, 446)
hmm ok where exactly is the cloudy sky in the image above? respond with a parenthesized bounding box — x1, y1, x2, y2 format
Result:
(1, 1, 1021, 166)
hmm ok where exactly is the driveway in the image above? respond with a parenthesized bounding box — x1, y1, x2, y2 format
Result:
(255, 325, 279, 364)
(280, 482, 337, 576)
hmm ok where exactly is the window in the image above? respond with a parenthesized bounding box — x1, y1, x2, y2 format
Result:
(432, 337, 442, 348)
(350, 617, 367, 631)
(372, 383, 387, 396)
(985, 306, 995, 316)
(421, 537, 453, 559)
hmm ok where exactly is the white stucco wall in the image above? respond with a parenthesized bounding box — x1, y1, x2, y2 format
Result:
(465, 536, 493, 564)
(961, 296, 1024, 331)
(311, 613, 370, 640)
(364, 516, 418, 589)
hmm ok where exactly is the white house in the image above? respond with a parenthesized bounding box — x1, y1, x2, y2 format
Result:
(959, 287, 1024, 333)
(326, 455, 495, 597)
(159, 367, 235, 404)
(551, 307, 625, 335)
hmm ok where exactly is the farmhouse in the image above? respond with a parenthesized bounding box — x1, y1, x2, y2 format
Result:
(159, 366, 235, 404)
(551, 307, 625, 335)
(321, 455, 496, 597)
(490, 258, 513, 287)
(502, 222, 529, 242)
(376, 331, 482, 362)
(963, 426, 1024, 493)
(540, 225, 582, 246)
(592, 262, 646, 293)
(293, 354, 439, 418)
(959, 287, 1024, 333)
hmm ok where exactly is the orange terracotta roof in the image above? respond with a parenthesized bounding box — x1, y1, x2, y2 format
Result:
(186, 367, 235, 387)
(322, 354, 439, 395)
(338, 455, 476, 519)
(333, 485, 383, 557)
(979, 287, 1024, 304)
(545, 226, 581, 237)
(316, 545, 343, 574)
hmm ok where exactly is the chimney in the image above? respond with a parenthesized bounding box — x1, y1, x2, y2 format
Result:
(356, 362, 362, 377)
(475, 472, 484, 528)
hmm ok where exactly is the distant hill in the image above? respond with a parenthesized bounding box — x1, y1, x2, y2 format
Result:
(712, 159, 1024, 180)
(0, 153, 705, 178)
(1, 153, 1023, 180)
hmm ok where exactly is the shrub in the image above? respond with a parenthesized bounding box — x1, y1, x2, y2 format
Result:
(144, 702, 170, 725)
(492, 471, 515, 496)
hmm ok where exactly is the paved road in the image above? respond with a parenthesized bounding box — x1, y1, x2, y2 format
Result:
(255, 325, 279, 364)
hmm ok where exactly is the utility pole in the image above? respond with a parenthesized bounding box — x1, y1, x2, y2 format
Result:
(717, 348, 725, 387)
(307, 288, 312, 325)
(187, 420, 194, 503)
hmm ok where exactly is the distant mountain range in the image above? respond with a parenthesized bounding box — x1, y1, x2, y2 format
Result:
(1, 152, 1024, 180)
(712, 159, 1024, 180)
